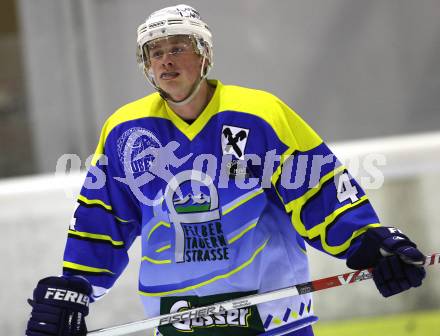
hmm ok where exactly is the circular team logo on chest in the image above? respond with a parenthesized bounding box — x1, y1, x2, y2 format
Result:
(117, 127, 162, 174)
(114, 127, 193, 206)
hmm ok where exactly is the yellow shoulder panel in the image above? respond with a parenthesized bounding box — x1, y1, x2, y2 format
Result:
(91, 82, 323, 166)
(91, 92, 166, 165)
(218, 84, 322, 152)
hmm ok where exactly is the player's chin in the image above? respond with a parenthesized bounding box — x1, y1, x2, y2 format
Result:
(159, 80, 181, 93)
(162, 86, 191, 102)
(168, 93, 189, 102)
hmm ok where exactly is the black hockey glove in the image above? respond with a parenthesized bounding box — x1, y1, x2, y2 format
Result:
(26, 276, 92, 336)
(346, 226, 426, 298)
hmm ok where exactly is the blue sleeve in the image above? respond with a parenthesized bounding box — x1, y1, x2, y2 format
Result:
(62, 126, 141, 300)
(270, 100, 381, 258)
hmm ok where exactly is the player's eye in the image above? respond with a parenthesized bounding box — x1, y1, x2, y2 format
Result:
(151, 50, 164, 59)
(170, 46, 185, 55)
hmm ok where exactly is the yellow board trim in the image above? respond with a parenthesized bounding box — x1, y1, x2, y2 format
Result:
(63, 261, 115, 274)
(139, 239, 269, 297)
(68, 229, 124, 246)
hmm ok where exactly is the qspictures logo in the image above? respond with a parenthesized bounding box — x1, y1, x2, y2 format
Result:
(56, 126, 387, 201)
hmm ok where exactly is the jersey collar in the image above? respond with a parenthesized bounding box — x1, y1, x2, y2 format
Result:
(164, 79, 221, 141)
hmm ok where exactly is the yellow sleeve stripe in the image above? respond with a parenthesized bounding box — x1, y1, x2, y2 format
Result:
(139, 239, 269, 297)
(271, 147, 298, 187)
(321, 223, 381, 256)
(228, 221, 258, 244)
(222, 188, 264, 216)
(155, 244, 172, 253)
(290, 195, 380, 255)
(141, 256, 172, 265)
(68, 229, 124, 247)
(298, 195, 369, 238)
(114, 216, 132, 223)
(147, 221, 171, 240)
(77, 195, 132, 223)
(285, 165, 346, 224)
(62, 261, 115, 274)
(78, 195, 112, 211)
(282, 165, 381, 255)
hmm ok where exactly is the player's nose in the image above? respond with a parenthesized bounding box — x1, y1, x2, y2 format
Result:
(161, 53, 175, 68)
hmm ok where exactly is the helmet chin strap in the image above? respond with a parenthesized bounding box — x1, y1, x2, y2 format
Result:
(158, 75, 204, 106)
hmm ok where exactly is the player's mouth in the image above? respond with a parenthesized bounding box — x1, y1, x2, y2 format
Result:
(160, 72, 179, 80)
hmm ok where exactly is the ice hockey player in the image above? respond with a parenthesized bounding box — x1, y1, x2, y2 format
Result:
(25, 4, 426, 336)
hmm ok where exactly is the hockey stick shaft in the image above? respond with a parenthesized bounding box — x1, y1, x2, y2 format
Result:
(88, 252, 440, 336)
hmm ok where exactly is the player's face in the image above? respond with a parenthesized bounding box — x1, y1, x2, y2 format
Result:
(145, 35, 203, 101)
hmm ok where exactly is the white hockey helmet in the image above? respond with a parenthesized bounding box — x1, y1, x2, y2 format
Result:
(136, 4, 213, 104)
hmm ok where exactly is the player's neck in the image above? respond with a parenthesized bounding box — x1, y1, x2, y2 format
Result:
(167, 80, 215, 123)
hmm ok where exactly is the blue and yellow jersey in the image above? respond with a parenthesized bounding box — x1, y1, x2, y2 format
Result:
(63, 80, 380, 335)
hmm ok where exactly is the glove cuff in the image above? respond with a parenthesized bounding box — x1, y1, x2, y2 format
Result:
(33, 276, 92, 315)
(346, 226, 416, 269)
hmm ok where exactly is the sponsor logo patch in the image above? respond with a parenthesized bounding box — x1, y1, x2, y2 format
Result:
(159, 292, 264, 335)
(221, 125, 250, 177)
(44, 288, 89, 306)
(221, 125, 249, 160)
